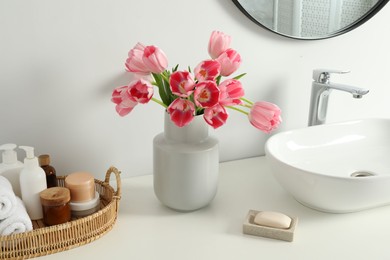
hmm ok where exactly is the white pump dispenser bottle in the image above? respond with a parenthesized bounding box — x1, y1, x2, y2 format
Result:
(19, 146, 47, 220)
(0, 143, 24, 197)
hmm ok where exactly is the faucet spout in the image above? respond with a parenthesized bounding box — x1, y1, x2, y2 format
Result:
(308, 69, 369, 126)
(324, 82, 369, 98)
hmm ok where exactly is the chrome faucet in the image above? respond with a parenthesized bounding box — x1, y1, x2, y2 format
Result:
(308, 69, 369, 126)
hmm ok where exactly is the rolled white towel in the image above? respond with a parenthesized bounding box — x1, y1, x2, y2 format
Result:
(0, 176, 17, 220)
(0, 197, 33, 236)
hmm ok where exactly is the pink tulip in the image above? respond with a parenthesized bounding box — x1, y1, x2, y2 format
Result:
(111, 85, 138, 116)
(125, 43, 168, 75)
(193, 81, 220, 108)
(167, 98, 195, 127)
(125, 43, 150, 75)
(169, 71, 195, 97)
(204, 104, 229, 129)
(218, 79, 244, 106)
(115, 102, 137, 117)
(216, 48, 242, 77)
(194, 60, 221, 82)
(111, 85, 128, 104)
(142, 45, 168, 74)
(249, 101, 282, 133)
(128, 79, 154, 104)
(208, 31, 231, 59)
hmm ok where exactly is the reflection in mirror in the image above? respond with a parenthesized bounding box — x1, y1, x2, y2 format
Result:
(233, 0, 389, 40)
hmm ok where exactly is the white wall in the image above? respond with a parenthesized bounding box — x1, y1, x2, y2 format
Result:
(1, 0, 389, 179)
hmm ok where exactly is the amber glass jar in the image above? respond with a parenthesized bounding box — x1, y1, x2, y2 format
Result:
(39, 187, 71, 226)
(38, 154, 57, 188)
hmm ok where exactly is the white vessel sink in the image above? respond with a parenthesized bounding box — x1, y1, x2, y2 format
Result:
(265, 118, 390, 213)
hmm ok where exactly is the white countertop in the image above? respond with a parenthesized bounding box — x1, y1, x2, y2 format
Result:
(40, 156, 390, 260)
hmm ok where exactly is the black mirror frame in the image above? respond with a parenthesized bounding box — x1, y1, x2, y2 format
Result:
(232, 0, 389, 40)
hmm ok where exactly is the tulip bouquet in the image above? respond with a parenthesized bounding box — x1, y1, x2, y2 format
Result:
(111, 31, 281, 133)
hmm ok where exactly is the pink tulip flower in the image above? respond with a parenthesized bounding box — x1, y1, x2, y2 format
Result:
(125, 43, 150, 75)
(194, 60, 221, 82)
(208, 31, 232, 59)
(204, 104, 229, 129)
(218, 79, 244, 106)
(194, 81, 220, 108)
(216, 48, 242, 77)
(249, 101, 282, 133)
(167, 98, 196, 127)
(128, 79, 154, 104)
(142, 45, 168, 74)
(169, 71, 195, 98)
(111, 85, 138, 116)
(111, 85, 128, 104)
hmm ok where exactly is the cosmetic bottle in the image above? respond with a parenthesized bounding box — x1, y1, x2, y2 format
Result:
(65, 171, 100, 217)
(39, 154, 57, 188)
(40, 187, 71, 226)
(0, 143, 24, 197)
(19, 146, 47, 220)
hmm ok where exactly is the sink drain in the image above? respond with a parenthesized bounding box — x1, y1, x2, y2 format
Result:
(350, 171, 376, 178)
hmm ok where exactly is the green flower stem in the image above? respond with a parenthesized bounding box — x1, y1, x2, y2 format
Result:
(240, 97, 254, 105)
(226, 105, 249, 115)
(161, 73, 169, 82)
(151, 97, 167, 108)
(240, 103, 252, 109)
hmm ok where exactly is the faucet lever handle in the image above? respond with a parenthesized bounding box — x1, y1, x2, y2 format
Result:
(313, 69, 350, 83)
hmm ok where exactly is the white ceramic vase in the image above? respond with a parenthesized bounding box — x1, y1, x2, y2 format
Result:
(153, 113, 219, 211)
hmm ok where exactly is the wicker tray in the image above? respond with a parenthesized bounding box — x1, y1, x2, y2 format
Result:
(0, 166, 121, 260)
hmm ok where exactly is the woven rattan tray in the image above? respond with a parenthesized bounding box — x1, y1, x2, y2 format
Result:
(0, 166, 121, 260)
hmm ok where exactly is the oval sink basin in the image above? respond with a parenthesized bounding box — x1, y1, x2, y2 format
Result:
(265, 118, 390, 213)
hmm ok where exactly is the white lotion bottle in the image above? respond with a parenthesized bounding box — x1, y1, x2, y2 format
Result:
(0, 143, 24, 197)
(19, 146, 47, 220)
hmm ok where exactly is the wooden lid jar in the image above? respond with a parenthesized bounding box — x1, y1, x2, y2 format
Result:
(40, 187, 71, 226)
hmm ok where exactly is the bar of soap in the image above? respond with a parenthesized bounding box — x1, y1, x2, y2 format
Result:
(254, 211, 292, 229)
(243, 210, 298, 242)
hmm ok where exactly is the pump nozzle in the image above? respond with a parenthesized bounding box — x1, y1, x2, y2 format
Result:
(0, 143, 18, 164)
(19, 146, 36, 159)
(19, 146, 39, 168)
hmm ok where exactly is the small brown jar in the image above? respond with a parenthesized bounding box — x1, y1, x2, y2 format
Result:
(40, 187, 71, 226)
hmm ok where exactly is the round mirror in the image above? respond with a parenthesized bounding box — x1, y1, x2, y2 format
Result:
(233, 0, 389, 40)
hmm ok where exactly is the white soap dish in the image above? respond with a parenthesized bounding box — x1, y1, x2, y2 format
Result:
(243, 209, 298, 242)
